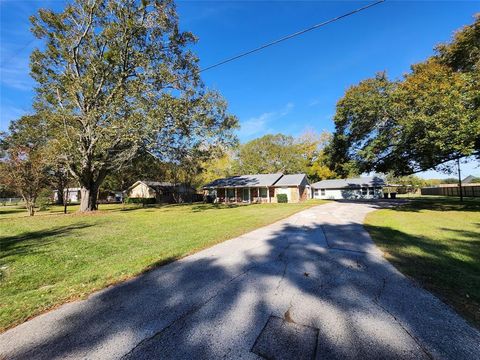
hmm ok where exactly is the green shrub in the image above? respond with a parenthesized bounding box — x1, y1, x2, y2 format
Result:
(125, 197, 156, 205)
(37, 189, 53, 211)
(277, 194, 288, 203)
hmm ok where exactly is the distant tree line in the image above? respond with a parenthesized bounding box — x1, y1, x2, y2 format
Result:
(234, 131, 334, 181)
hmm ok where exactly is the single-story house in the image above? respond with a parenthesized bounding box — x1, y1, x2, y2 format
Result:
(54, 188, 123, 204)
(461, 175, 479, 184)
(127, 180, 197, 203)
(53, 188, 81, 203)
(311, 176, 385, 200)
(203, 173, 310, 203)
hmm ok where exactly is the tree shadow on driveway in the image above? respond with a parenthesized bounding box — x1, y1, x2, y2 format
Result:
(1, 214, 479, 359)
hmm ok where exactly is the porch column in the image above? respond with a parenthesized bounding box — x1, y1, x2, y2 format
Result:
(235, 188, 238, 203)
(225, 188, 228, 203)
(267, 186, 270, 203)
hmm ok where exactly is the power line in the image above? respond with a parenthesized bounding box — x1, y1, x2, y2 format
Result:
(1, 1, 385, 83)
(198, 0, 386, 74)
(0, 38, 38, 68)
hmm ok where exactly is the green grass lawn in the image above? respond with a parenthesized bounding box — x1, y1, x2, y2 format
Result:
(365, 197, 480, 328)
(0, 200, 327, 331)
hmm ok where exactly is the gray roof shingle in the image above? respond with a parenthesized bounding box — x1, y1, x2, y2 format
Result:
(129, 181, 195, 192)
(143, 181, 176, 187)
(203, 173, 283, 188)
(273, 174, 308, 187)
(462, 175, 477, 184)
(311, 176, 385, 189)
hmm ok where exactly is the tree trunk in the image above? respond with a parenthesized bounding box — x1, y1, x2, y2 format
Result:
(20, 192, 36, 216)
(80, 186, 99, 211)
(457, 157, 463, 202)
(56, 185, 65, 205)
(78, 170, 107, 212)
(26, 201, 35, 216)
(63, 185, 68, 214)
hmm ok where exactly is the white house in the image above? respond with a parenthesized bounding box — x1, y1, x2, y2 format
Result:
(311, 177, 385, 200)
(53, 188, 81, 203)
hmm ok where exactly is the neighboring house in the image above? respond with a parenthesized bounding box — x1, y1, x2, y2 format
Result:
(54, 188, 124, 203)
(127, 180, 196, 203)
(462, 175, 479, 184)
(311, 177, 385, 200)
(203, 173, 309, 203)
(53, 188, 81, 203)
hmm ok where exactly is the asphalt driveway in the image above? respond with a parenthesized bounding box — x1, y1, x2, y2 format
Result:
(1, 201, 479, 359)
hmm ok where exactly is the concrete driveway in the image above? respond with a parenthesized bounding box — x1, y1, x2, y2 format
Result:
(1, 201, 479, 359)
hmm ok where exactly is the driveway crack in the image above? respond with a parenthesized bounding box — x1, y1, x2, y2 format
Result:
(274, 240, 291, 294)
(120, 264, 258, 359)
(123, 230, 302, 358)
(372, 275, 434, 360)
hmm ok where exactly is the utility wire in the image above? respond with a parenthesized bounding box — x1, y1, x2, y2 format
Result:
(1, 1, 385, 82)
(0, 38, 38, 68)
(197, 0, 386, 74)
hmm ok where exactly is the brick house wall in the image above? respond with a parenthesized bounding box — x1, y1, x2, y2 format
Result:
(217, 188, 225, 202)
(214, 185, 308, 203)
(269, 187, 277, 203)
(251, 188, 260, 203)
(299, 186, 308, 201)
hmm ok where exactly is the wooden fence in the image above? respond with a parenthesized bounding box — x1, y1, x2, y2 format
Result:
(421, 184, 480, 197)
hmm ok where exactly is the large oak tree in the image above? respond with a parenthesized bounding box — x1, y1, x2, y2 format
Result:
(327, 15, 480, 176)
(30, 0, 237, 211)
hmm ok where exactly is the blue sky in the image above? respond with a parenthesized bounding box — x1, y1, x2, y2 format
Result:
(1, 0, 479, 178)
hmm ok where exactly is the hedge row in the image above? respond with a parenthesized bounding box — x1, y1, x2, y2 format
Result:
(124, 197, 156, 204)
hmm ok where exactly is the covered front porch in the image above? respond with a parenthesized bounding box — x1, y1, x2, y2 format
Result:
(215, 187, 275, 203)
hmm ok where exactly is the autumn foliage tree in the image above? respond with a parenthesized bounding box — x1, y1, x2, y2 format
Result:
(298, 131, 336, 182)
(0, 115, 50, 216)
(327, 14, 480, 176)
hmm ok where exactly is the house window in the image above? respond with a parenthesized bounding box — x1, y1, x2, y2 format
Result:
(227, 188, 235, 198)
(362, 187, 368, 195)
(368, 187, 375, 195)
(260, 188, 268, 198)
(321, 189, 326, 196)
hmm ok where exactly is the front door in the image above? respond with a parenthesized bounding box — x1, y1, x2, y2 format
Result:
(242, 188, 250, 202)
